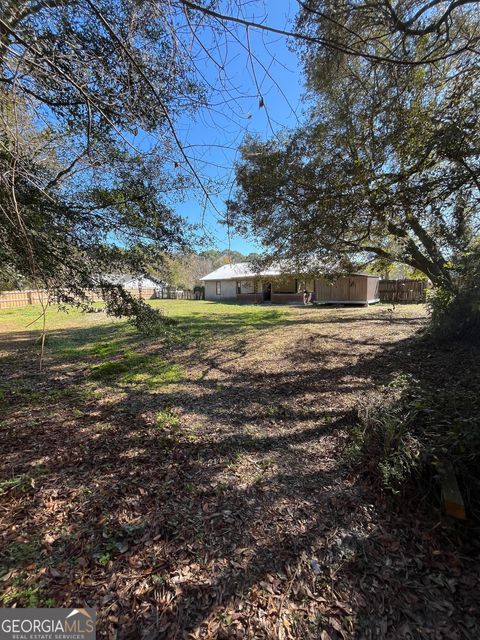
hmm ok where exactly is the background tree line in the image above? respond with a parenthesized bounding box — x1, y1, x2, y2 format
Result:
(153, 250, 259, 291)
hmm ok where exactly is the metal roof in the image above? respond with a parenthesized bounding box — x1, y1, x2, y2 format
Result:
(100, 274, 168, 287)
(201, 262, 282, 281)
(201, 262, 378, 282)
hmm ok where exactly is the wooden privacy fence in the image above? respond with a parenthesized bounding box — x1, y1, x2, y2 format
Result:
(0, 287, 193, 310)
(0, 289, 49, 309)
(379, 279, 428, 303)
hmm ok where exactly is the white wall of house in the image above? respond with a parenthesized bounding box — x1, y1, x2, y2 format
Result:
(205, 279, 237, 300)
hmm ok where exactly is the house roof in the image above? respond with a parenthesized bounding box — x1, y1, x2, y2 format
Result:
(201, 262, 282, 281)
(100, 274, 168, 286)
(201, 262, 378, 281)
(103, 274, 137, 286)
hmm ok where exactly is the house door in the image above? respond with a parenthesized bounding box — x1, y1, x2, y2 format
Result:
(263, 282, 272, 301)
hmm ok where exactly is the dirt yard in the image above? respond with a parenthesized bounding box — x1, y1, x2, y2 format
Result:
(1, 302, 479, 639)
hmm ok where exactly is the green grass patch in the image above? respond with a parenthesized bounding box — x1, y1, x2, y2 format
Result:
(0, 380, 98, 411)
(0, 579, 55, 608)
(89, 359, 131, 379)
(0, 474, 31, 495)
(0, 300, 290, 338)
(155, 408, 180, 430)
(55, 335, 128, 359)
(0, 301, 292, 364)
(1, 301, 290, 409)
(148, 301, 289, 345)
(90, 352, 183, 387)
(0, 465, 49, 496)
(5, 540, 42, 566)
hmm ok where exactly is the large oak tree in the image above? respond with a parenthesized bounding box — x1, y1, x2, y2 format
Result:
(228, 4, 480, 289)
(2, 0, 479, 320)
(0, 0, 201, 326)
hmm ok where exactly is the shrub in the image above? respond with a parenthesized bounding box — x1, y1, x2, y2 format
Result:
(427, 245, 480, 341)
(350, 368, 480, 503)
(349, 375, 425, 494)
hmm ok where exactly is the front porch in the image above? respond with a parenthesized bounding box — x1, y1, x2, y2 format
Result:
(235, 276, 311, 304)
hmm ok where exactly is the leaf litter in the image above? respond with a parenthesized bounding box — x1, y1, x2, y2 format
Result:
(0, 304, 479, 638)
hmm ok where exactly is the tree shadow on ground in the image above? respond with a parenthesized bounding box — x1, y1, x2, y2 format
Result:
(1, 307, 479, 639)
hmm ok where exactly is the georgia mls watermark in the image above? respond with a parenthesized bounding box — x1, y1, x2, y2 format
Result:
(0, 608, 96, 640)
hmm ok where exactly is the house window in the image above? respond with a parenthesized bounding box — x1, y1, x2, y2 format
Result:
(216, 281, 221, 295)
(240, 280, 254, 294)
(236, 281, 241, 295)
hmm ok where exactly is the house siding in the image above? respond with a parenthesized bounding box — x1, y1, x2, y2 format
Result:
(203, 273, 380, 304)
(366, 276, 380, 302)
(205, 280, 237, 300)
(315, 275, 379, 303)
(347, 276, 368, 302)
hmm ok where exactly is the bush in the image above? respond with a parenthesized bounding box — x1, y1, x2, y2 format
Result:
(427, 246, 480, 341)
(349, 375, 425, 494)
(349, 371, 480, 500)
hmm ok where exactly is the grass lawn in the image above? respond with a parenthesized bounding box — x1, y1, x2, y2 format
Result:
(0, 299, 289, 335)
(1, 300, 479, 638)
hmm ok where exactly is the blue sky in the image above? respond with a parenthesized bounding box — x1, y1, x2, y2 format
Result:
(172, 0, 305, 255)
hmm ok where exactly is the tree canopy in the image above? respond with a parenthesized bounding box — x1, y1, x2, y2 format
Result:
(1, 0, 202, 325)
(228, 3, 480, 287)
(2, 0, 479, 323)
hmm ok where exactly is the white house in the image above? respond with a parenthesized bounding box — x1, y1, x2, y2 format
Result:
(103, 274, 166, 289)
(201, 263, 380, 305)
